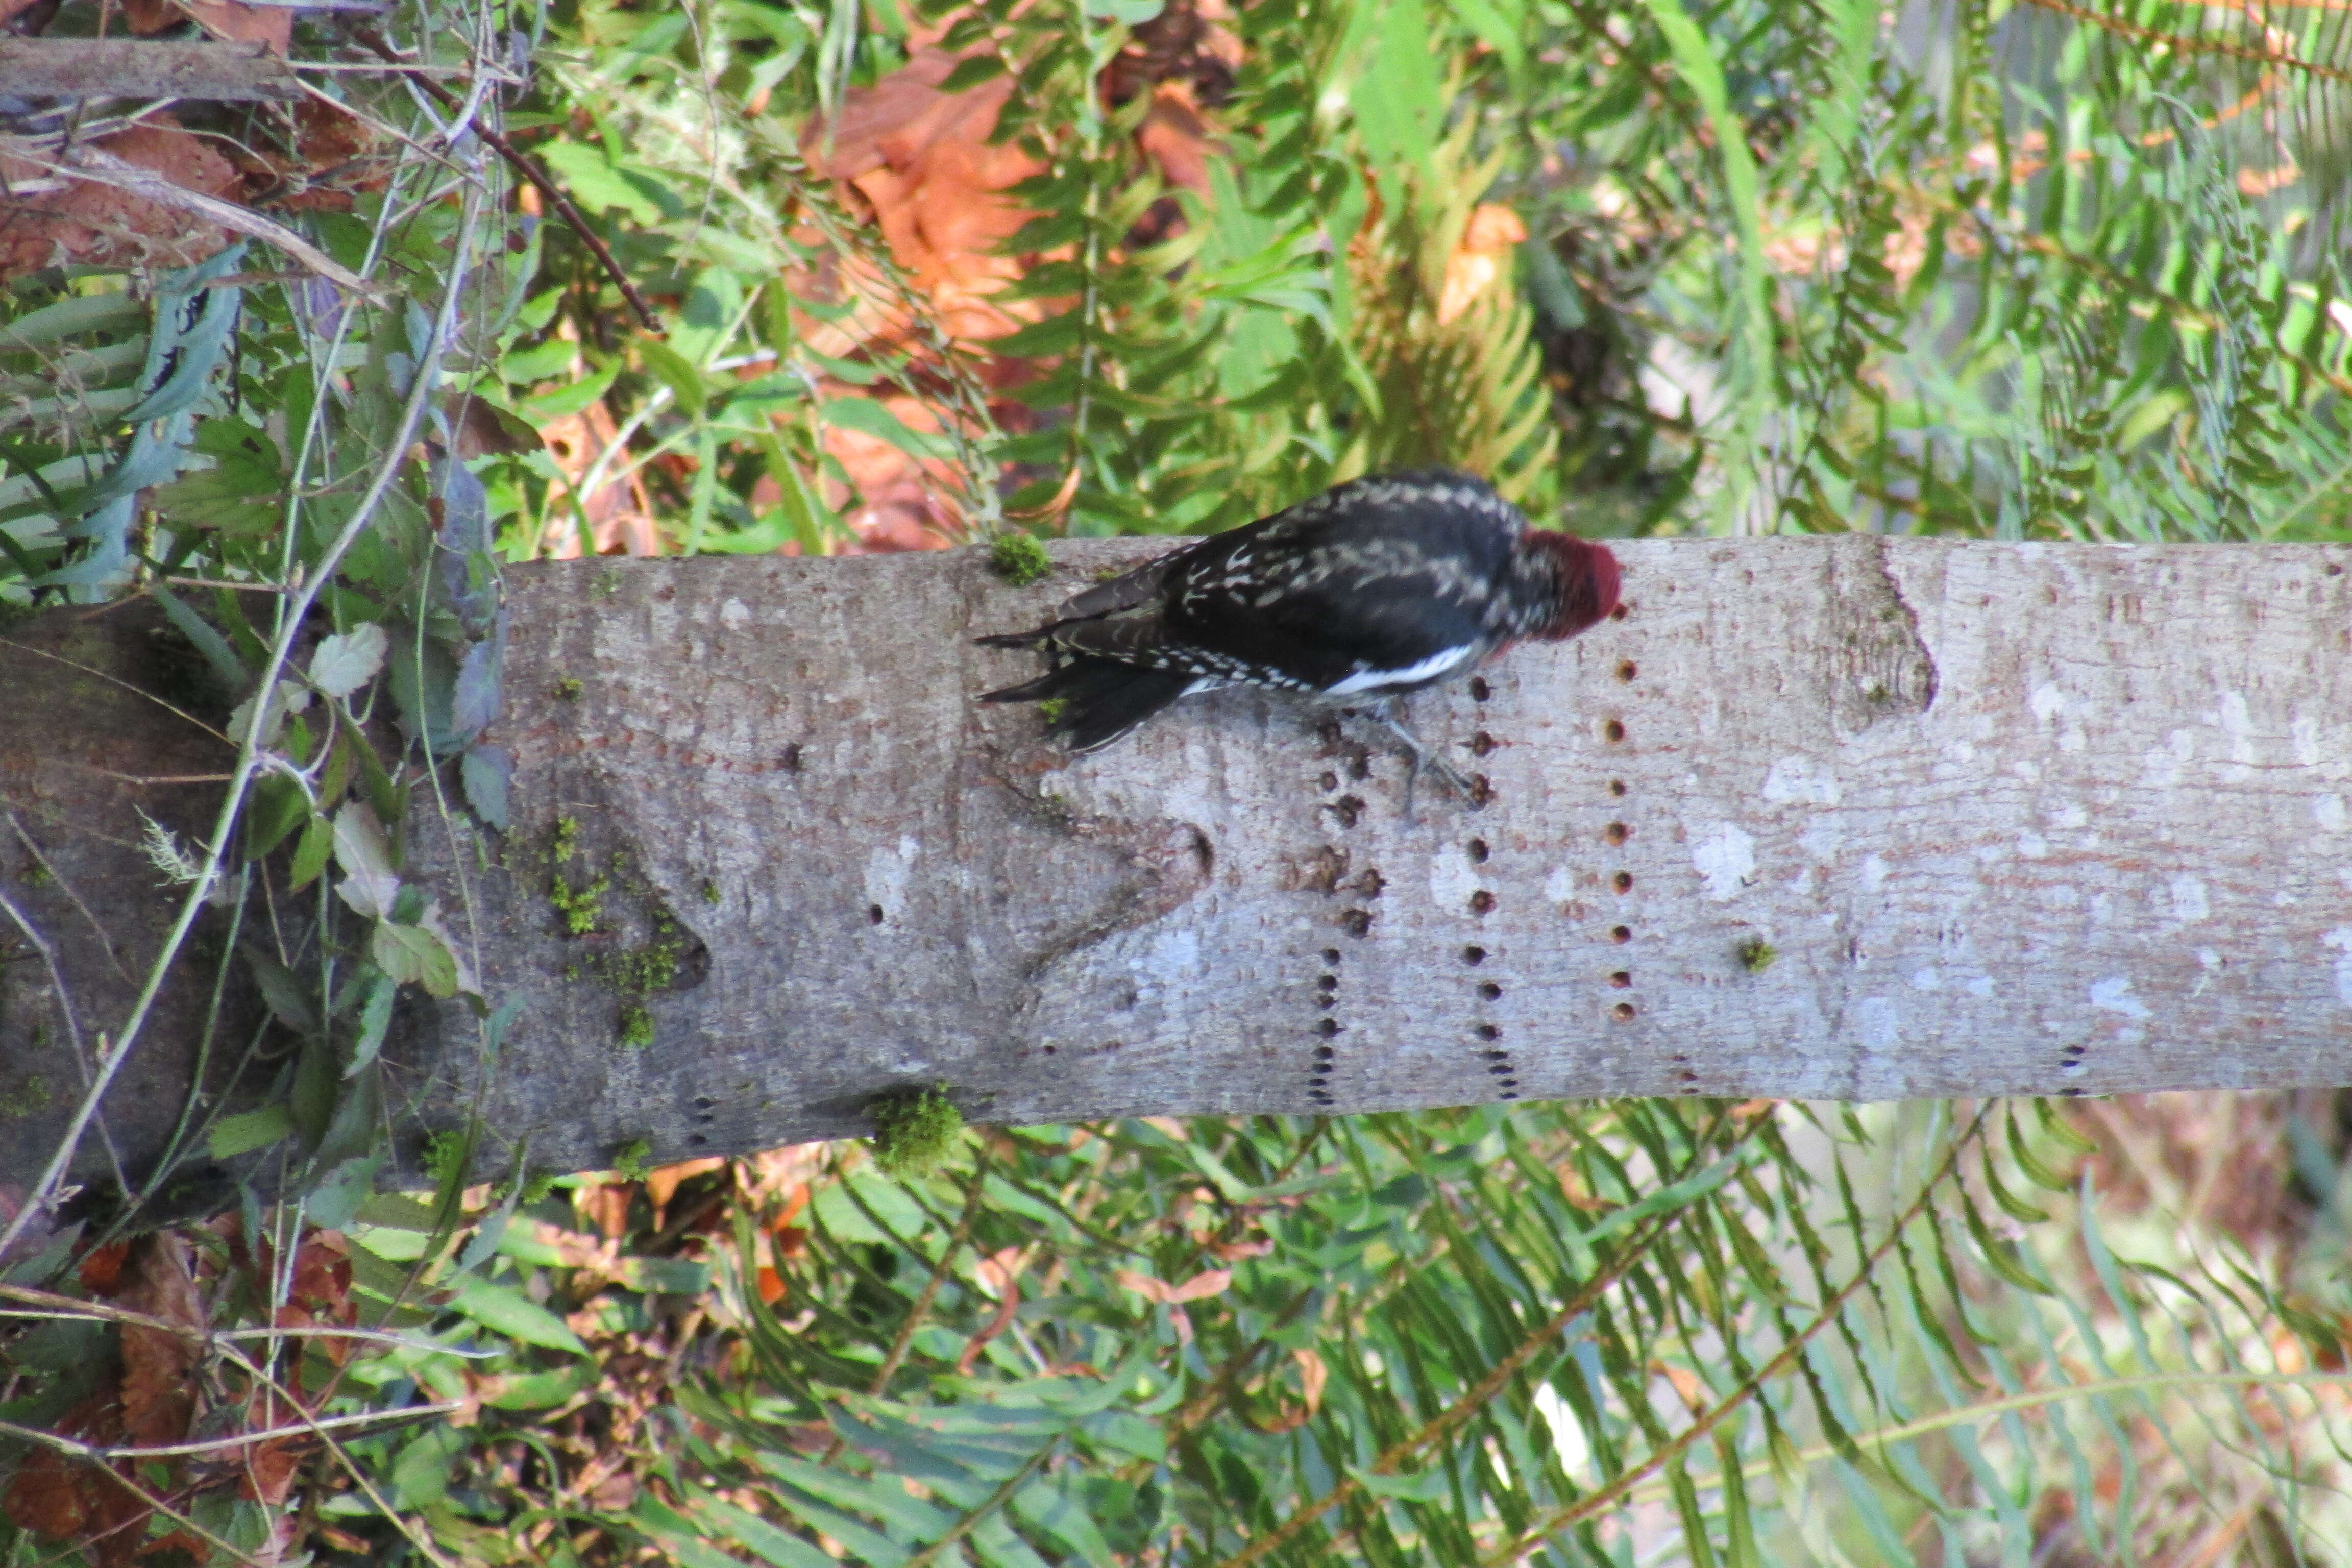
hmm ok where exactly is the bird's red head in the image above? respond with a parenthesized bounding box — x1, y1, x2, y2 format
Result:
(1525, 531, 1622, 641)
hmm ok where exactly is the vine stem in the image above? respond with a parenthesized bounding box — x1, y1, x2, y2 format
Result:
(0, 175, 487, 1263)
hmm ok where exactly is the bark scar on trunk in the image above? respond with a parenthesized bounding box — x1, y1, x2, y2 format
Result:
(1826, 536, 1939, 739)
(986, 769, 1215, 982)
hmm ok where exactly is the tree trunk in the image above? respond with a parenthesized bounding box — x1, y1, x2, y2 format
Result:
(6, 538, 2350, 1209)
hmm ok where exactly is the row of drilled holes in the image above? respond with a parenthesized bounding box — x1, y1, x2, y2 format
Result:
(1457, 659, 1640, 1033)
(1463, 681, 1520, 1098)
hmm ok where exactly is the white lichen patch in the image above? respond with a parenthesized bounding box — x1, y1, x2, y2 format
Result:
(2325, 929, 2352, 1008)
(863, 835, 919, 921)
(1690, 824, 1756, 901)
(1761, 755, 1840, 806)
(2088, 976, 2150, 1018)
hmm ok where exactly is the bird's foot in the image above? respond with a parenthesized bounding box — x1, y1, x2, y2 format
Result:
(1346, 707, 1472, 820)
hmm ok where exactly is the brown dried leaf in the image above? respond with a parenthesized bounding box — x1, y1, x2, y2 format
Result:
(822, 391, 962, 553)
(118, 0, 183, 33)
(1, 1447, 91, 1539)
(117, 1234, 203, 1450)
(1, 1395, 132, 1553)
(238, 1439, 300, 1506)
(79, 1239, 132, 1295)
(537, 399, 660, 557)
(182, 0, 291, 51)
(1136, 83, 1213, 198)
(0, 118, 239, 281)
(289, 1230, 352, 1311)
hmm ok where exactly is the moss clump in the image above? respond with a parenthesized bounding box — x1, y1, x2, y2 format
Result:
(988, 532, 1051, 587)
(605, 936, 679, 995)
(867, 1085, 966, 1180)
(1036, 697, 1068, 726)
(613, 1138, 652, 1181)
(0, 1074, 51, 1119)
(1737, 938, 1778, 974)
(699, 879, 722, 905)
(549, 821, 693, 1048)
(422, 1128, 468, 1186)
(549, 817, 609, 935)
(554, 677, 583, 700)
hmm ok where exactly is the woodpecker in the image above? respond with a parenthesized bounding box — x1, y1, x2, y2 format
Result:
(977, 470, 1622, 792)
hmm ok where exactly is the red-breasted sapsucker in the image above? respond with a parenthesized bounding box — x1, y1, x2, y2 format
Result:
(977, 470, 1622, 788)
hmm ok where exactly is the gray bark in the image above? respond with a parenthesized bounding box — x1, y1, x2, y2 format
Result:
(0, 40, 300, 103)
(6, 538, 2351, 1207)
(405, 535, 2352, 1175)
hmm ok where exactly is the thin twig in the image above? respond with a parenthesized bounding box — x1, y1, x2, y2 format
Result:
(7, 813, 131, 983)
(354, 28, 662, 334)
(86, 770, 236, 786)
(0, 1405, 459, 1463)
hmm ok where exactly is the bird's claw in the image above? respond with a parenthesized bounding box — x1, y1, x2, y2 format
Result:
(1349, 708, 1471, 821)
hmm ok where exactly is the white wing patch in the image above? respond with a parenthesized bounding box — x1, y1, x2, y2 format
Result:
(1322, 644, 1477, 695)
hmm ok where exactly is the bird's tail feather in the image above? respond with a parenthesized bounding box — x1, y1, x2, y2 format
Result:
(980, 657, 1193, 753)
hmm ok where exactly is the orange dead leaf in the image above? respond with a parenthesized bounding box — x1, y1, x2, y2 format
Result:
(1293, 1347, 1327, 1415)
(644, 1157, 728, 1223)
(1115, 1267, 1231, 1305)
(807, 46, 1048, 347)
(1436, 203, 1528, 326)
(1137, 83, 1215, 198)
(1, 1394, 131, 1551)
(822, 393, 963, 552)
(538, 398, 661, 558)
(1557, 1163, 1611, 1213)
(755, 1267, 787, 1306)
(119, 0, 185, 31)
(124, 0, 289, 47)
(1651, 1359, 1707, 1414)
(576, 1179, 635, 1242)
(289, 1230, 353, 1311)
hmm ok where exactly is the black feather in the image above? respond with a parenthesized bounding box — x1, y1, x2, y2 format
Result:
(980, 657, 1195, 753)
